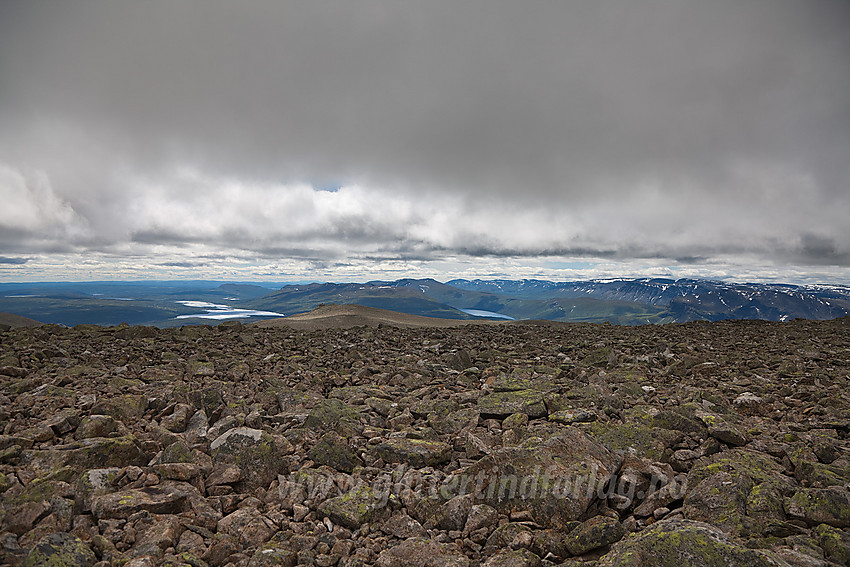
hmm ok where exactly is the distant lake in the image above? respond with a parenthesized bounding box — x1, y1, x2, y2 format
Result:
(458, 308, 515, 320)
(175, 300, 285, 320)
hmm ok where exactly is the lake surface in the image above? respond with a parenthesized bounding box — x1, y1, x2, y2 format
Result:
(458, 308, 515, 320)
(175, 300, 285, 320)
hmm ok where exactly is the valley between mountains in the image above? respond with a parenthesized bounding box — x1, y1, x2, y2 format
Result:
(0, 314, 849, 566)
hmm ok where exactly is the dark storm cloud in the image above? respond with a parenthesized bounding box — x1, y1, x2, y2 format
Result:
(1, 1, 849, 277)
(0, 257, 29, 265)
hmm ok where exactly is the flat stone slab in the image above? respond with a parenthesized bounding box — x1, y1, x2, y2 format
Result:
(91, 485, 189, 519)
(478, 390, 547, 419)
(375, 537, 470, 567)
(373, 438, 452, 467)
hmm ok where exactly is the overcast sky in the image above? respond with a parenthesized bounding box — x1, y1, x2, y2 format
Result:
(1, 1, 849, 284)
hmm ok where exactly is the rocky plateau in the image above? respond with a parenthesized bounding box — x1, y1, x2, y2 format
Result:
(0, 316, 849, 566)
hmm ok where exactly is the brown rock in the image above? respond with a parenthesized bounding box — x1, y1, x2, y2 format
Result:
(217, 507, 276, 548)
(375, 537, 470, 567)
(91, 485, 189, 519)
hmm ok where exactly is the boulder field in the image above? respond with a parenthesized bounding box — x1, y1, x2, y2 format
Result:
(0, 317, 848, 566)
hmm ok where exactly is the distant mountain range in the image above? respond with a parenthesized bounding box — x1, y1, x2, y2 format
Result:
(1, 278, 849, 327)
(445, 278, 850, 322)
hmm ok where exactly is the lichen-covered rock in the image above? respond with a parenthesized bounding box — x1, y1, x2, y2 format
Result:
(248, 544, 297, 567)
(462, 427, 621, 529)
(210, 427, 290, 490)
(217, 506, 275, 548)
(564, 515, 625, 555)
(464, 504, 499, 535)
(73, 467, 121, 514)
(548, 409, 596, 425)
(789, 447, 850, 487)
(484, 523, 532, 553)
(382, 512, 428, 539)
(27, 435, 148, 475)
(410, 398, 460, 419)
(0, 477, 72, 536)
(585, 419, 680, 462)
(683, 472, 753, 536)
(158, 439, 196, 464)
(373, 437, 451, 467)
(813, 523, 850, 566)
(596, 519, 782, 567)
(303, 399, 362, 436)
(430, 494, 474, 531)
(131, 514, 183, 559)
(785, 488, 850, 527)
(478, 390, 547, 419)
(318, 483, 392, 530)
(160, 403, 194, 433)
(482, 548, 542, 567)
(430, 407, 480, 435)
(652, 410, 707, 436)
(24, 532, 96, 567)
(307, 431, 363, 473)
(91, 484, 189, 519)
(375, 537, 470, 567)
(91, 395, 147, 422)
(75, 414, 126, 439)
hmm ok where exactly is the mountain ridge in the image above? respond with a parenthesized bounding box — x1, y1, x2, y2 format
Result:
(1, 277, 849, 327)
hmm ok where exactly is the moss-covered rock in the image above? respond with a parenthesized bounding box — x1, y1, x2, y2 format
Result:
(596, 519, 782, 567)
(24, 532, 96, 567)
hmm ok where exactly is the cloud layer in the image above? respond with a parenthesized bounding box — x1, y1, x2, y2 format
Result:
(1, 1, 849, 282)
